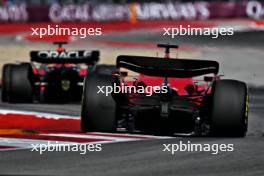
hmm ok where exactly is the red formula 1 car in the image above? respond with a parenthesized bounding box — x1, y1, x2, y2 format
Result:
(81, 44, 248, 137)
(1, 42, 102, 103)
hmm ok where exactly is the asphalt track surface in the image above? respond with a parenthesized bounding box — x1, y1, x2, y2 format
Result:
(0, 31, 264, 176)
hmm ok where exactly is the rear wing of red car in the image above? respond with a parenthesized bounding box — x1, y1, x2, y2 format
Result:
(116, 55, 219, 78)
(30, 50, 99, 64)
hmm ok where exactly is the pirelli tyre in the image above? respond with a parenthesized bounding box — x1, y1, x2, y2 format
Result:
(8, 63, 33, 103)
(1, 64, 14, 102)
(81, 65, 116, 132)
(210, 79, 248, 137)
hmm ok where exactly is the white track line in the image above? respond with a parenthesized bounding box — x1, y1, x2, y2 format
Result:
(0, 137, 78, 150)
(0, 109, 79, 119)
(41, 133, 149, 142)
(89, 132, 173, 139)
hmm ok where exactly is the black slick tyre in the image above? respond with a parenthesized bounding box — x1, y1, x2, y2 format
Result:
(210, 79, 248, 137)
(1, 64, 14, 102)
(81, 65, 116, 132)
(8, 63, 33, 103)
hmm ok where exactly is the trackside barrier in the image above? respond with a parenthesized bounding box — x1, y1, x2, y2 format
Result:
(0, 1, 264, 23)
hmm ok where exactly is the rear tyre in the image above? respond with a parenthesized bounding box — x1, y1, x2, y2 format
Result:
(210, 79, 248, 137)
(1, 64, 14, 102)
(81, 65, 116, 132)
(8, 63, 33, 103)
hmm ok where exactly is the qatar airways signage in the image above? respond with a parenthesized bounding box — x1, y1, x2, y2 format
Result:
(48, 2, 210, 22)
(135, 3, 209, 20)
(3, 2, 264, 23)
(49, 4, 90, 22)
(0, 4, 28, 22)
(49, 3, 129, 22)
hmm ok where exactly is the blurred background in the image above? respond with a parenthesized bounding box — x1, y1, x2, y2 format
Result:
(0, 0, 263, 86)
(0, 0, 254, 5)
